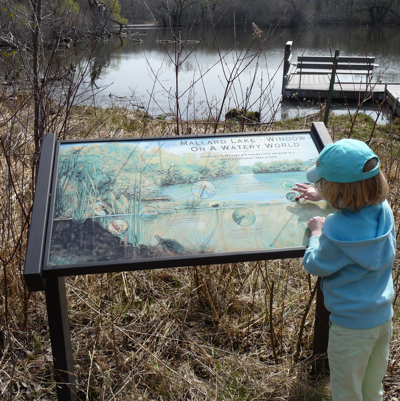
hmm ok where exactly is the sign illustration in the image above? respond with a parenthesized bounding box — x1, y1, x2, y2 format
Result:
(47, 133, 331, 267)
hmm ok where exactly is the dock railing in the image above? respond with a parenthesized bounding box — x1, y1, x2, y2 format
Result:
(282, 41, 378, 97)
(281, 41, 400, 118)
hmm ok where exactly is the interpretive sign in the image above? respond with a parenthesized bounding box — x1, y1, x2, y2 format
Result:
(23, 122, 332, 401)
(24, 122, 332, 288)
(49, 132, 330, 264)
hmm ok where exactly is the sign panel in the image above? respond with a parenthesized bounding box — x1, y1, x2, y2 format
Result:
(43, 130, 331, 271)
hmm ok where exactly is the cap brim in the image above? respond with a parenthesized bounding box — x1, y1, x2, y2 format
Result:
(306, 165, 321, 183)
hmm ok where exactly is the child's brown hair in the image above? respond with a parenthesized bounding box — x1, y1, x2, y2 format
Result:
(314, 158, 388, 212)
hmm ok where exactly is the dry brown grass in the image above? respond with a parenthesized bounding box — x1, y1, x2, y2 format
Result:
(1, 102, 399, 400)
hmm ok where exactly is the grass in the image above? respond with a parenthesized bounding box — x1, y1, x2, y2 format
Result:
(0, 102, 399, 400)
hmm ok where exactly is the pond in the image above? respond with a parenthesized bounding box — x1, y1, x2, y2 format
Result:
(81, 25, 400, 122)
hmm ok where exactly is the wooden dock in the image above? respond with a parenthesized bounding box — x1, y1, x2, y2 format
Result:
(387, 85, 400, 117)
(285, 74, 387, 101)
(282, 41, 400, 116)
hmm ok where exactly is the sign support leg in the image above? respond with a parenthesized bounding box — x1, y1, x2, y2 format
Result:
(311, 277, 330, 377)
(45, 277, 77, 401)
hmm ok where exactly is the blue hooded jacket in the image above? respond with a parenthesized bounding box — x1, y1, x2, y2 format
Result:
(303, 200, 395, 329)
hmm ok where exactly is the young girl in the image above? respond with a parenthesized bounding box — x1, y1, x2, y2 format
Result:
(295, 138, 395, 401)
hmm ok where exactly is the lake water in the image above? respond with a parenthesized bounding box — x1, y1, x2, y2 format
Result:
(82, 25, 400, 122)
(158, 172, 307, 204)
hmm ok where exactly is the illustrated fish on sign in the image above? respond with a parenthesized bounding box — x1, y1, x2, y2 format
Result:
(108, 220, 128, 235)
(93, 201, 111, 216)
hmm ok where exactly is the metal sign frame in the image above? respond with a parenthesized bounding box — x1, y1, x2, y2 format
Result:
(25, 122, 332, 291)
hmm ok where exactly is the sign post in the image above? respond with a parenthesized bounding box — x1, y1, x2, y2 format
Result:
(45, 277, 76, 400)
(24, 122, 332, 400)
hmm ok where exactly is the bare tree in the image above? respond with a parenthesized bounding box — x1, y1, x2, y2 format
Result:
(147, 0, 201, 26)
(354, 0, 400, 24)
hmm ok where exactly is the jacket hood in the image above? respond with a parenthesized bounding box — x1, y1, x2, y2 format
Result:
(323, 202, 395, 271)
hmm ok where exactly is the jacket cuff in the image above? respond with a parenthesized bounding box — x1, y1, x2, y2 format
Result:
(308, 235, 320, 248)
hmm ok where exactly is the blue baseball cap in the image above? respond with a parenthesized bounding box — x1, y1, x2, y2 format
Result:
(306, 139, 380, 183)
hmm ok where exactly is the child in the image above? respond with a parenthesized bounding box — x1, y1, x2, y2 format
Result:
(294, 138, 396, 401)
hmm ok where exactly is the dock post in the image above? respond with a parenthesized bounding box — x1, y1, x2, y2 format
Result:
(324, 50, 340, 127)
(282, 41, 293, 96)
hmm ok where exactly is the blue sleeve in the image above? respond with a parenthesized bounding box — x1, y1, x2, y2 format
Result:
(303, 232, 352, 277)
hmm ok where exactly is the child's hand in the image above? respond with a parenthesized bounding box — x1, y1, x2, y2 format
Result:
(307, 216, 325, 237)
(293, 183, 322, 202)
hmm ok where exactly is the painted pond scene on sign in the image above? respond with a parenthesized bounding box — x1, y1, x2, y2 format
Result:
(48, 133, 332, 266)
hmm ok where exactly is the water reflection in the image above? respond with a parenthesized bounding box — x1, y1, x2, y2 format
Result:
(81, 25, 400, 122)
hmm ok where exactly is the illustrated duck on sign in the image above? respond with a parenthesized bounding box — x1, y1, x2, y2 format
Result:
(155, 235, 185, 255)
